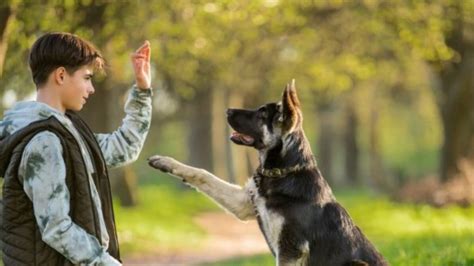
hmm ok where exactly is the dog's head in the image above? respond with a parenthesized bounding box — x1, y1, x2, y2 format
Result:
(227, 79, 303, 151)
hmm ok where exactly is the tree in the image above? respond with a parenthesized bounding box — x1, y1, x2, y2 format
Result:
(1, 1, 147, 206)
(0, 2, 17, 79)
(2, 0, 470, 194)
(436, 2, 474, 182)
(142, 1, 287, 180)
(381, 0, 474, 182)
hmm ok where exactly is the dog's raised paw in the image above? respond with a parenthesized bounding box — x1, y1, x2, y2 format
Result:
(148, 155, 174, 173)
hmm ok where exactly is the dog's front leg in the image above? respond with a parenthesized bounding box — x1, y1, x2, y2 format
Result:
(277, 254, 309, 266)
(148, 155, 256, 221)
(277, 241, 310, 266)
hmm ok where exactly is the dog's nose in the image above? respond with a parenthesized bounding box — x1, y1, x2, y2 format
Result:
(226, 109, 234, 116)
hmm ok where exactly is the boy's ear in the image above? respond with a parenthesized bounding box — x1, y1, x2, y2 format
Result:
(54, 67, 66, 85)
(281, 79, 302, 133)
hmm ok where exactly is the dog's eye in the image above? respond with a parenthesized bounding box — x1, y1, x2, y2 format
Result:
(276, 104, 282, 112)
(258, 108, 268, 119)
(274, 112, 284, 124)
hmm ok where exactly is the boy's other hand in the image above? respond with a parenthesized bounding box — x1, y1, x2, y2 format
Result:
(132, 40, 151, 89)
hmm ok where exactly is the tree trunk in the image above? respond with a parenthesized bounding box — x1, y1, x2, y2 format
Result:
(368, 99, 385, 190)
(317, 107, 335, 184)
(112, 166, 138, 207)
(437, 4, 474, 182)
(227, 89, 249, 185)
(344, 101, 359, 185)
(438, 50, 474, 182)
(187, 87, 214, 171)
(211, 85, 229, 180)
(0, 4, 16, 77)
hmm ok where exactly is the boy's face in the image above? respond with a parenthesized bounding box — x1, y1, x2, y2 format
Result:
(60, 65, 95, 111)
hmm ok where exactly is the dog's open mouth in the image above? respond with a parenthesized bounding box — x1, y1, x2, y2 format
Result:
(230, 131, 255, 146)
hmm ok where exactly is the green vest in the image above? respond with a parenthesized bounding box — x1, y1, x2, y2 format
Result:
(0, 111, 120, 265)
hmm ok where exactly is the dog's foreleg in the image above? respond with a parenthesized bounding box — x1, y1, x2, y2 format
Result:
(148, 155, 256, 221)
(277, 254, 309, 266)
(277, 241, 309, 266)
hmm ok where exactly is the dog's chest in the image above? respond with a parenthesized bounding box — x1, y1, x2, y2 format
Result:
(247, 177, 285, 255)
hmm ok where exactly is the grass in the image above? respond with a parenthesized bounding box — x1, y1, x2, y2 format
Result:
(117, 164, 473, 265)
(201, 190, 474, 266)
(339, 190, 473, 265)
(114, 181, 218, 256)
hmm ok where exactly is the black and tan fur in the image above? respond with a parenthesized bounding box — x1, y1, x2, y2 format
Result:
(148, 80, 387, 266)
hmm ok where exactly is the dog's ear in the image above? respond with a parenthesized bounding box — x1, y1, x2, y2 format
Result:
(280, 79, 302, 133)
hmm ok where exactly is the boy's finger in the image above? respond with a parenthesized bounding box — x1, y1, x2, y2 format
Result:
(134, 51, 150, 63)
(144, 46, 151, 61)
(139, 45, 150, 56)
(136, 40, 150, 53)
(135, 44, 146, 53)
(142, 50, 150, 62)
(132, 54, 147, 62)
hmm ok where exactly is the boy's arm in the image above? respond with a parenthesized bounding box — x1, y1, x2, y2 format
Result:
(19, 132, 120, 265)
(94, 86, 152, 168)
(94, 40, 152, 168)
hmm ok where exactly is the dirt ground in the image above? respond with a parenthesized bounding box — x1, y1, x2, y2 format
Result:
(123, 212, 269, 265)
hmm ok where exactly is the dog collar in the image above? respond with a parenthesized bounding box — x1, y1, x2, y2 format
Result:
(258, 163, 317, 178)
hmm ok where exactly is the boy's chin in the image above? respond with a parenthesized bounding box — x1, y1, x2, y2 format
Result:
(68, 104, 84, 112)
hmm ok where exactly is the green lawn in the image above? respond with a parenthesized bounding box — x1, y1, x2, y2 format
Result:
(202, 190, 474, 266)
(114, 182, 218, 255)
(115, 181, 473, 265)
(116, 165, 473, 265)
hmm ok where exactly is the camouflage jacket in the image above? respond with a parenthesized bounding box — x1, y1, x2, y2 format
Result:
(0, 86, 152, 265)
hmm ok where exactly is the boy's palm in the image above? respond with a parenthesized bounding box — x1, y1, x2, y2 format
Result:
(132, 41, 151, 89)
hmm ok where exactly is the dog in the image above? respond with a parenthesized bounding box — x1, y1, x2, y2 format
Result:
(148, 80, 387, 266)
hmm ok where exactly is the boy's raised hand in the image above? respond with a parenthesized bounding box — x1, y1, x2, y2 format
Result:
(131, 40, 151, 89)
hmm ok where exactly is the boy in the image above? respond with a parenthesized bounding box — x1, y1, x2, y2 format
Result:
(0, 32, 152, 265)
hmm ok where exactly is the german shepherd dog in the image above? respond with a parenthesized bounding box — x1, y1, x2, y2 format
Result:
(148, 81, 387, 266)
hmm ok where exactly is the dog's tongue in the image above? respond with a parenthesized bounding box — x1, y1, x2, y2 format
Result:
(231, 132, 255, 145)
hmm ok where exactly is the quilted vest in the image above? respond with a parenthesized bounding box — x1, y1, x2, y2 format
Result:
(0, 111, 120, 265)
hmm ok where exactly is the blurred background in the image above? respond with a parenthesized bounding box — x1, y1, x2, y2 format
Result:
(0, 0, 473, 265)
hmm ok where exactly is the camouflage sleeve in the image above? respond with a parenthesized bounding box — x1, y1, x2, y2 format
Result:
(19, 131, 121, 265)
(94, 86, 152, 168)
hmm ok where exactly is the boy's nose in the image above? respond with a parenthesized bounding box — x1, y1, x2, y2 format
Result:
(89, 86, 95, 95)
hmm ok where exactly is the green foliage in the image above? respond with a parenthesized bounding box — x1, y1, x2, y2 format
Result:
(1, 0, 471, 234)
(202, 190, 474, 265)
(0, 1, 471, 263)
(1, 0, 467, 102)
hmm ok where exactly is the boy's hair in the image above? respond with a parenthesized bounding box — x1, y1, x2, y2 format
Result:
(29, 32, 105, 87)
